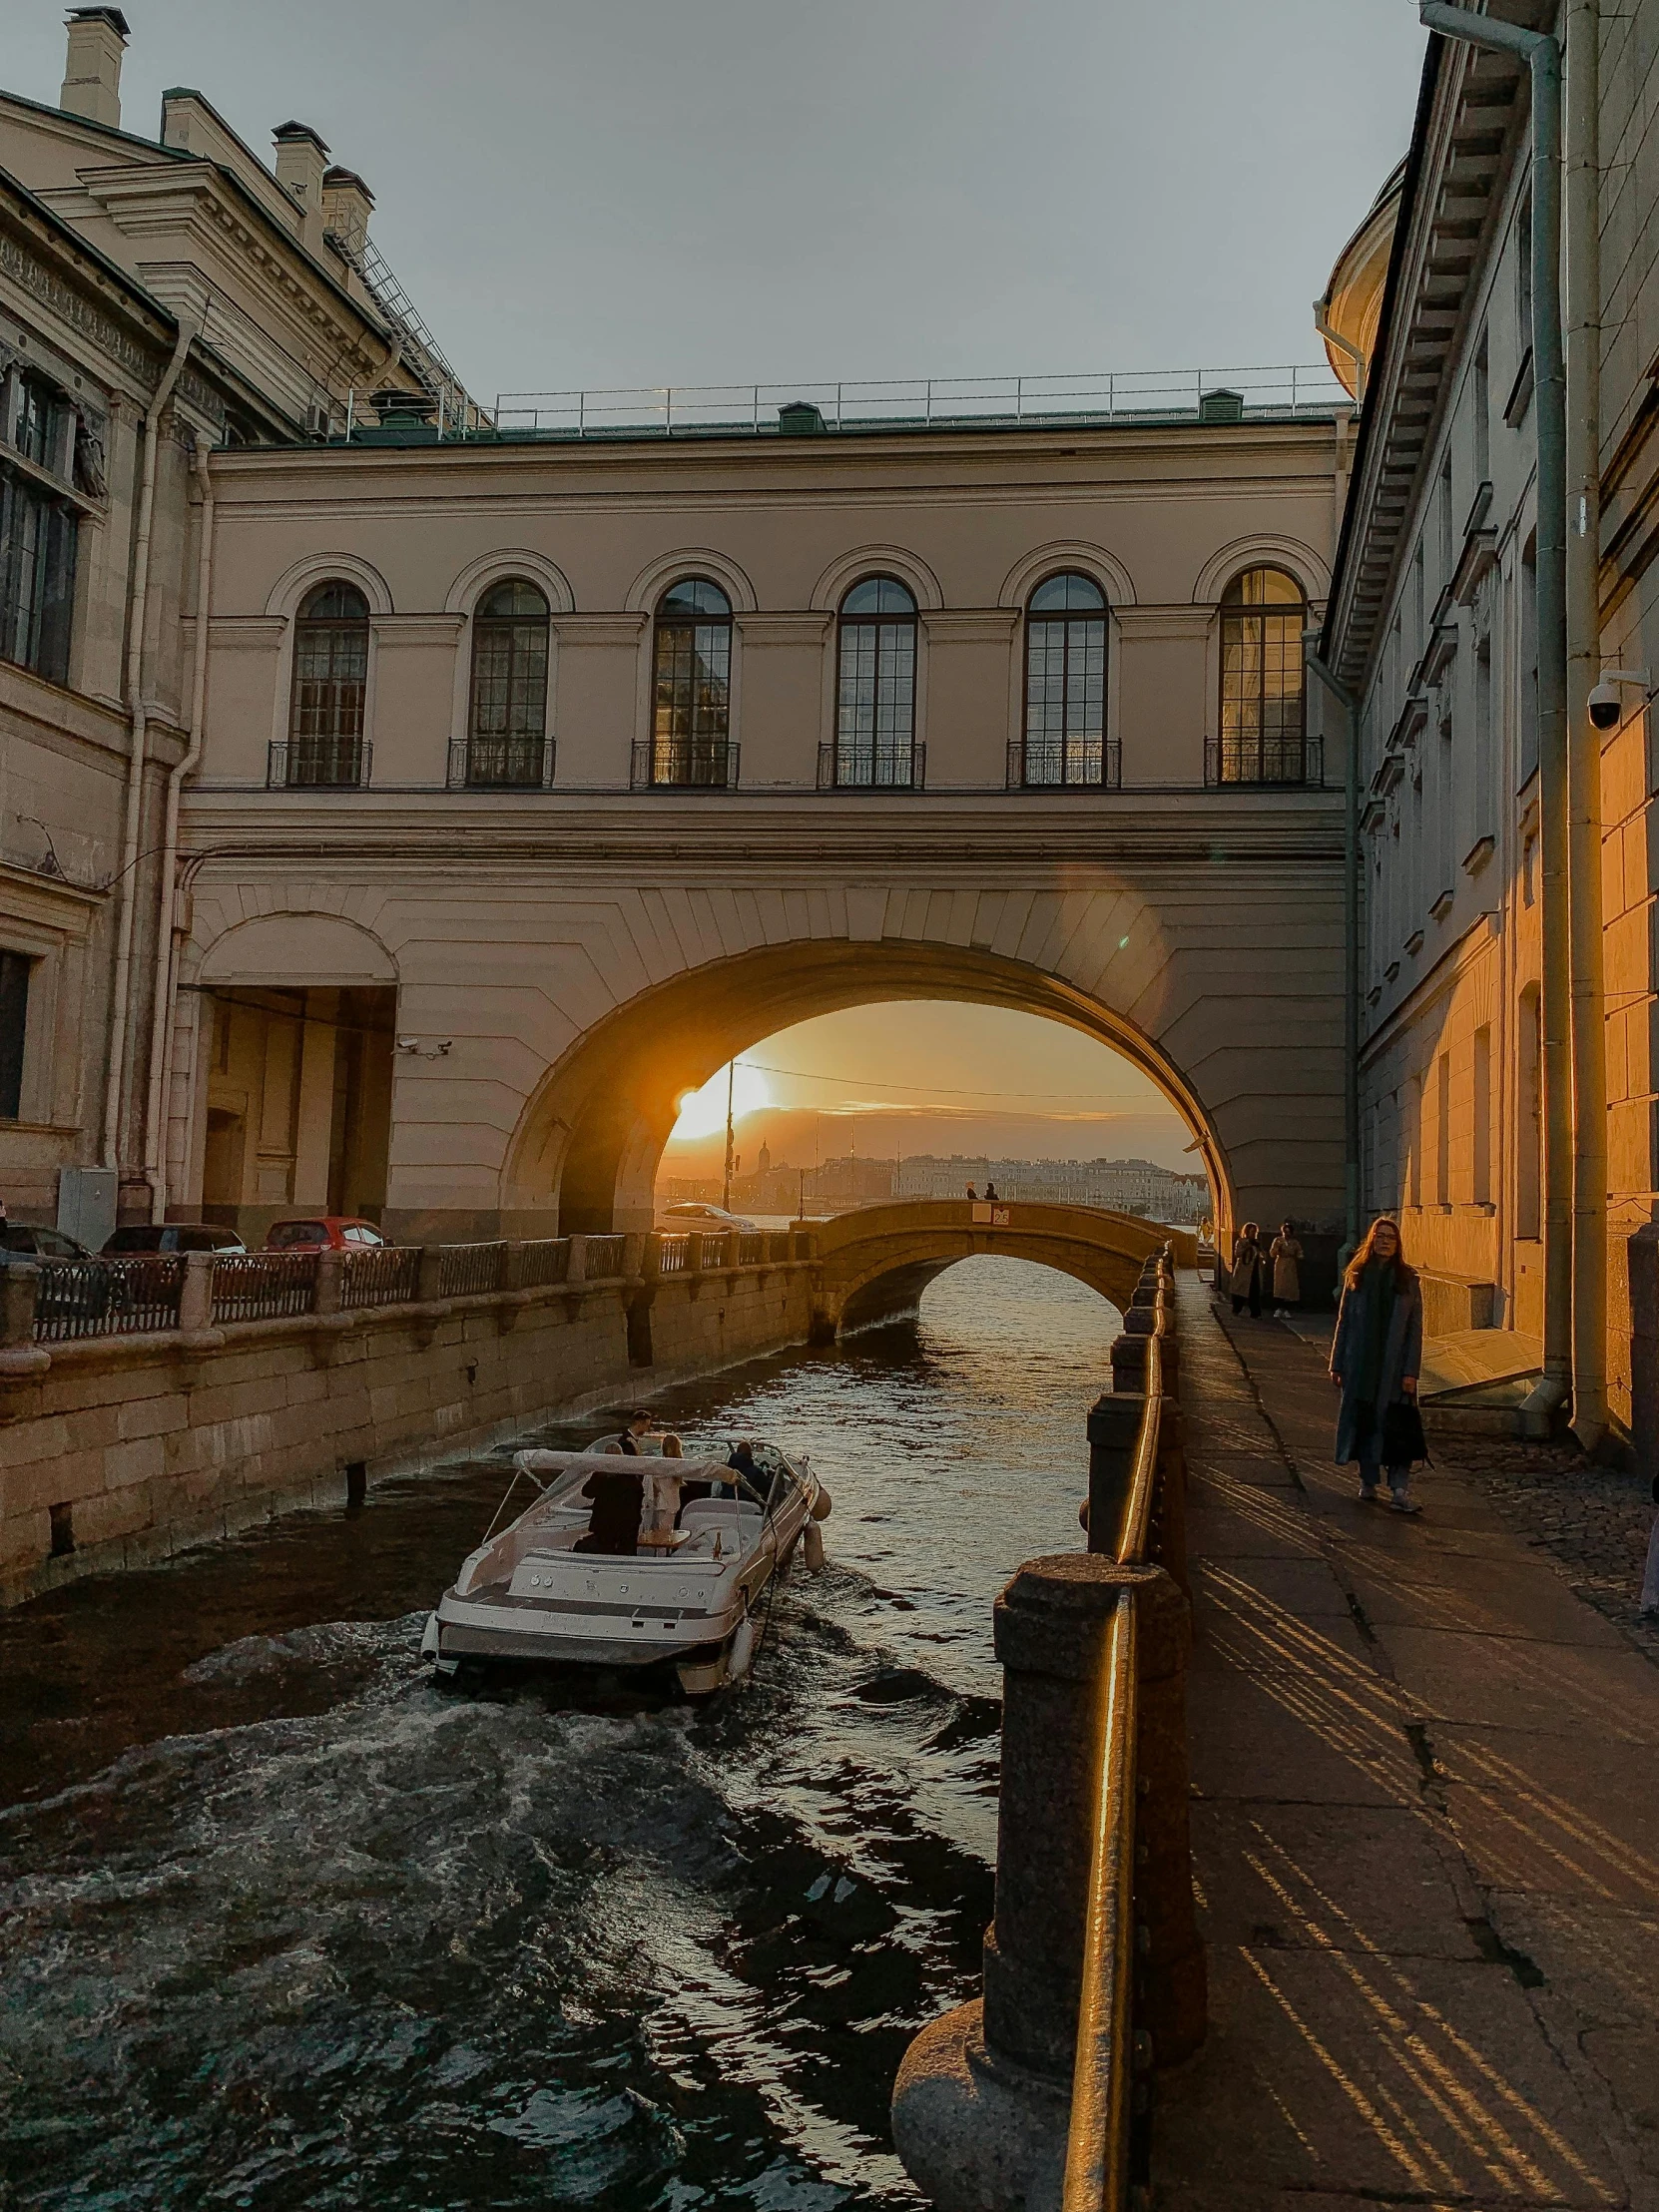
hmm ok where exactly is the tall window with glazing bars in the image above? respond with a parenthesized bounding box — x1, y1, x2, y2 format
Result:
(1018, 572, 1112, 787)
(829, 576, 918, 788)
(646, 579, 734, 788)
(463, 580, 551, 787)
(284, 582, 369, 788)
(1215, 566, 1311, 785)
(1, 374, 79, 688)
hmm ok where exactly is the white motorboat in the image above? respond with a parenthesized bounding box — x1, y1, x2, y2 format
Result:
(421, 1441, 830, 1695)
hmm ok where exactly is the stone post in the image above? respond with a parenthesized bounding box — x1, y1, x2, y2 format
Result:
(566, 1234, 587, 1285)
(501, 1239, 527, 1293)
(177, 1250, 217, 1335)
(685, 1231, 705, 1276)
(1111, 1332, 1180, 1396)
(0, 1260, 43, 1364)
(313, 1246, 343, 1317)
(622, 1231, 647, 1281)
(1085, 1392, 1141, 1556)
(416, 1244, 445, 1305)
(891, 1555, 1206, 2210)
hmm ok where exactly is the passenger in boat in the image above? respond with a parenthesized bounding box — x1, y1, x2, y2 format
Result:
(617, 1410, 654, 1455)
(727, 1440, 762, 1493)
(574, 1467, 644, 1555)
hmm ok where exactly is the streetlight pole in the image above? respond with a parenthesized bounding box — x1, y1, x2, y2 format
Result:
(722, 1061, 735, 1214)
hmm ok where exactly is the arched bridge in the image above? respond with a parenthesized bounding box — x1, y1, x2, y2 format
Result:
(808, 1200, 1196, 1341)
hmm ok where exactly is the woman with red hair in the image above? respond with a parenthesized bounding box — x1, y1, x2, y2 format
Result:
(1331, 1217, 1424, 1512)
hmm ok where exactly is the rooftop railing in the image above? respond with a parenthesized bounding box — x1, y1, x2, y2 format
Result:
(483, 363, 1350, 439)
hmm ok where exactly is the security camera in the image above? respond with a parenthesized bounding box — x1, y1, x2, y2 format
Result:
(1589, 681, 1625, 731)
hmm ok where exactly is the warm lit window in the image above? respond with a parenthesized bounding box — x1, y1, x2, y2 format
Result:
(830, 576, 918, 788)
(285, 582, 369, 788)
(646, 578, 734, 788)
(465, 580, 550, 787)
(1216, 567, 1309, 784)
(1020, 572, 1110, 787)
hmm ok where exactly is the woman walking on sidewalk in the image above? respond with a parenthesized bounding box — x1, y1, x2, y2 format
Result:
(1269, 1221, 1304, 1321)
(1330, 1217, 1424, 1512)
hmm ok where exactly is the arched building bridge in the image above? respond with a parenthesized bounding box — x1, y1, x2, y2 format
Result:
(807, 1201, 1197, 1340)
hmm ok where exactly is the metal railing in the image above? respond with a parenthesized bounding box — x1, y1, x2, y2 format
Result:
(438, 1242, 507, 1300)
(267, 738, 373, 791)
(1007, 737, 1122, 792)
(447, 732, 557, 791)
(583, 1235, 627, 1279)
(340, 1245, 421, 1309)
(492, 363, 1350, 439)
(19, 1226, 817, 1346)
(1203, 734, 1325, 790)
(817, 741, 925, 792)
(630, 738, 741, 792)
(211, 1252, 319, 1325)
(1064, 1263, 1172, 2212)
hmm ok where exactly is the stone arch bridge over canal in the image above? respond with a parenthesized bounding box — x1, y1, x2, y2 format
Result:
(806, 1200, 1196, 1339)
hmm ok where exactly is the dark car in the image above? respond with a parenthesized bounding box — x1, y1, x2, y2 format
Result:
(0, 1223, 94, 1263)
(102, 1225, 246, 1255)
(0, 1222, 124, 1329)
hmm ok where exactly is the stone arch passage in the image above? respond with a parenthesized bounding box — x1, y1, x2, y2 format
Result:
(499, 939, 1228, 1240)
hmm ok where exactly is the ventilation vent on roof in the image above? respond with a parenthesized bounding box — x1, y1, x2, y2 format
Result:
(1198, 388, 1245, 424)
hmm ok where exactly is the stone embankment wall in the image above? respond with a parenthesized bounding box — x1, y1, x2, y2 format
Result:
(0, 1230, 816, 1606)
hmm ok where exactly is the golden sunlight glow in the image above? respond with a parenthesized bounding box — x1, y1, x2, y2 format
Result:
(670, 1061, 774, 1142)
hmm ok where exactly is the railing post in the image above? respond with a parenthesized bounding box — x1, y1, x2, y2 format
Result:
(1085, 1392, 1141, 1555)
(1132, 1567, 1207, 2069)
(0, 1260, 41, 1354)
(416, 1244, 444, 1305)
(622, 1231, 646, 1281)
(565, 1233, 587, 1285)
(313, 1247, 343, 1317)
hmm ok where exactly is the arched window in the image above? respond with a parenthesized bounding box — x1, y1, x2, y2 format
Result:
(1217, 567, 1309, 785)
(1021, 572, 1110, 788)
(465, 580, 550, 788)
(647, 578, 734, 788)
(830, 576, 918, 789)
(286, 581, 369, 788)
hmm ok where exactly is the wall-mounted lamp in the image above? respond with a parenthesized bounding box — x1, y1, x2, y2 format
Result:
(396, 1036, 452, 1058)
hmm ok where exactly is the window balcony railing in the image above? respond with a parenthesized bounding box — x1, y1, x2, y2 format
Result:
(1204, 735, 1324, 789)
(817, 742, 926, 792)
(447, 732, 557, 790)
(1006, 738, 1121, 791)
(268, 737, 373, 791)
(631, 738, 741, 791)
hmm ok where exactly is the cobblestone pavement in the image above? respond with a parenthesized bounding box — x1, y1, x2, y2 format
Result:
(1433, 1437, 1659, 1663)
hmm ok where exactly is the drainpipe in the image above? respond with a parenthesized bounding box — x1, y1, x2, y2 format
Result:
(102, 319, 199, 1175)
(143, 432, 216, 1222)
(1420, 6, 1570, 1418)
(1313, 298, 1367, 408)
(1564, 0, 1604, 1447)
(1307, 644, 1362, 1262)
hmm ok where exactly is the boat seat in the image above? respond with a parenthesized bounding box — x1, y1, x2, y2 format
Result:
(679, 1498, 763, 1535)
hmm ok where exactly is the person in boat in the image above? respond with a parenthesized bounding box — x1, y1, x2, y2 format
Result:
(574, 1465, 644, 1555)
(618, 1410, 655, 1454)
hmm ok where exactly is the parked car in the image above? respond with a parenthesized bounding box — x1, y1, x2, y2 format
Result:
(102, 1225, 246, 1255)
(654, 1201, 760, 1234)
(0, 1223, 93, 1264)
(263, 1217, 387, 1252)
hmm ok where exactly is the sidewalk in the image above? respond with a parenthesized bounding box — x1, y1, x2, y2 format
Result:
(1154, 1273, 1659, 2211)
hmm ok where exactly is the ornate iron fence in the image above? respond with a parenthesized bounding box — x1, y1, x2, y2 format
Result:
(518, 1238, 570, 1289)
(657, 1234, 691, 1274)
(212, 1252, 318, 1325)
(340, 1245, 422, 1309)
(33, 1257, 187, 1342)
(737, 1232, 767, 1266)
(437, 1242, 507, 1299)
(583, 1235, 627, 1279)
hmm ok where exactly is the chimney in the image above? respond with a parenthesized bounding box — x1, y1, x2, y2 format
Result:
(60, 8, 130, 131)
(273, 121, 329, 248)
(320, 165, 374, 257)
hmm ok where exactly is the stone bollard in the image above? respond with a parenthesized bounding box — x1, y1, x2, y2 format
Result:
(1111, 1331, 1180, 1397)
(1151, 1402, 1191, 1604)
(177, 1250, 218, 1336)
(313, 1247, 344, 1317)
(622, 1231, 647, 1281)
(685, 1231, 705, 1276)
(0, 1260, 49, 1379)
(416, 1244, 445, 1304)
(891, 1555, 1206, 2211)
(1085, 1391, 1142, 1556)
(565, 1234, 588, 1285)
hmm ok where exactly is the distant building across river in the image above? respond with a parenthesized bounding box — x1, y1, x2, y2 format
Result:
(661, 1151, 1207, 1225)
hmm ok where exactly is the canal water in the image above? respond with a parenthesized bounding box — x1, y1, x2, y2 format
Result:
(0, 1257, 1117, 2212)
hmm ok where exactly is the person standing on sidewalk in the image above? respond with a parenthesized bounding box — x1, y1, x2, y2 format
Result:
(1229, 1222, 1265, 1318)
(1330, 1217, 1424, 1512)
(1269, 1221, 1304, 1321)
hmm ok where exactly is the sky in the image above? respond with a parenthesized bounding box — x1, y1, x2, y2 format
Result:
(660, 1002, 1199, 1178)
(7, 4, 1426, 1170)
(9, 2, 1428, 406)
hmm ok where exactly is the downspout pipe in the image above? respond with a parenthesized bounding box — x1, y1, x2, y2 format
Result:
(1564, 0, 1604, 1447)
(102, 319, 199, 1175)
(1306, 643, 1363, 1264)
(1312, 299, 1367, 408)
(1420, 5, 1570, 1418)
(143, 431, 215, 1222)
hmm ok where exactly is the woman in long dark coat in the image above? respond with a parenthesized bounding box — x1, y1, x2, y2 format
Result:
(1330, 1217, 1424, 1512)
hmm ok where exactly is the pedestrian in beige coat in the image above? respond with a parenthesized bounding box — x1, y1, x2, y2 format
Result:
(1270, 1221, 1304, 1321)
(1229, 1222, 1265, 1318)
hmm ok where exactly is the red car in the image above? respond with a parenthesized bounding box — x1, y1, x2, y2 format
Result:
(263, 1216, 387, 1252)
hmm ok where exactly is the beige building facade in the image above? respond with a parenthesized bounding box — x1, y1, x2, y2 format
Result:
(172, 409, 1352, 1248)
(1323, 0, 1659, 1447)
